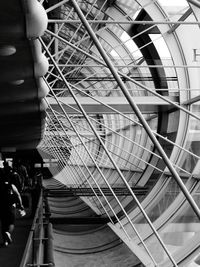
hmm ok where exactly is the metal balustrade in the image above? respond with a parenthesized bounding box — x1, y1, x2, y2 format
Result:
(20, 190, 55, 267)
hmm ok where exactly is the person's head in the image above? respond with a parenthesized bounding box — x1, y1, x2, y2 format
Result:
(3, 161, 12, 174)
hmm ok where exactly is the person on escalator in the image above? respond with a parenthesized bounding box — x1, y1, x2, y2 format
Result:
(0, 168, 25, 247)
(14, 159, 30, 191)
(3, 161, 22, 193)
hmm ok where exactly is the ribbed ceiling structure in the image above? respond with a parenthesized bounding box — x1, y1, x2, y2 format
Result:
(3, 0, 200, 266)
(0, 0, 49, 150)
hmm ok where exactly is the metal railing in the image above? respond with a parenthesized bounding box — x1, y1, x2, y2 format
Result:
(19, 189, 55, 267)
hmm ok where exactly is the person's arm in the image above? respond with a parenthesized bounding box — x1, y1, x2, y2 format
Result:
(11, 184, 24, 210)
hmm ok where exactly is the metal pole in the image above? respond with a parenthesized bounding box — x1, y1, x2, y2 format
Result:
(40, 41, 158, 264)
(71, 0, 200, 221)
(45, 107, 116, 224)
(48, 19, 200, 25)
(45, 29, 200, 121)
(188, 0, 200, 8)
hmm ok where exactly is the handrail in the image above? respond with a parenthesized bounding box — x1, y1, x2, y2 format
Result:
(19, 188, 55, 267)
(44, 223, 55, 266)
(19, 191, 43, 267)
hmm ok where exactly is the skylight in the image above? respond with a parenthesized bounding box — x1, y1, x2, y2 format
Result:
(149, 34, 171, 58)
(120, 32, 143, 59)
(158, 0, 188, 6)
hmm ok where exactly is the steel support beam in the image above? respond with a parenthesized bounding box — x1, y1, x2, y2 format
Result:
(167, 8, 192, 33)
(45, 29, 200, 121)
(71, 0, 200, 222)
(47, 96, 177, 114)
(48, 19, 200, 25)
(45, 187, 149, 197)
(188, 0, 200, 8)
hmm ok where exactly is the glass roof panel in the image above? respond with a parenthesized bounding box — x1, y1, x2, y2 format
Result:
(157, 0, 189, 17)
(149, 34, 171, 58)
(158, 0, 188, 6)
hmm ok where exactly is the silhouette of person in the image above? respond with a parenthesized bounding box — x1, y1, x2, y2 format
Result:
(3, 161, 22, 192)
(0, 168, 25, 247)
(15, 159, 29, 191)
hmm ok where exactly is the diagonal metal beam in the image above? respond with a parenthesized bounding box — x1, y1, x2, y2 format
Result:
(71, 0, 200, 223)
(40, 39, 158, 265)
(45, 28, 200, 121)
(188, 0, 200, 8)
(70, 1, 198, 265)
(45, 0, 69, 13)
(167, 8, 192, 34)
